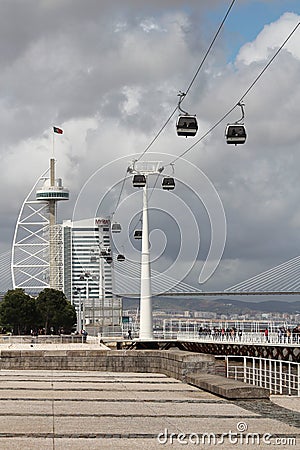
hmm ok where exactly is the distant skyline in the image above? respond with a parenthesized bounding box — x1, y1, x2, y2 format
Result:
(1, 1, 300, 294)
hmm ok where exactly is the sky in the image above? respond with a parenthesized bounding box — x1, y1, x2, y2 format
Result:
(1, 0, 300, 294)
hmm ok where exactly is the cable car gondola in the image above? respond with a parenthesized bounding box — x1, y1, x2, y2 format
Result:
(225, 124, 247, 145)
(162, 176, 175, 190)
(176, 91, 198, 137)
(111, 222, 122, 233)
(134, 230, 142, 240)
(105, 256, 113, 264)
(176, 115, 198, 137)
(132, 174, 146, 188)
(117, 254, 125, 262)
(225, 101, 247, 145)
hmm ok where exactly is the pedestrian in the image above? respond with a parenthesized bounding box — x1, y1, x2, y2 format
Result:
(264, 328, 269, 342)
(128, 329, 132, 339)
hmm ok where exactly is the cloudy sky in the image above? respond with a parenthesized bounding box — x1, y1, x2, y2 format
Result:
(1, 0, 300, 293)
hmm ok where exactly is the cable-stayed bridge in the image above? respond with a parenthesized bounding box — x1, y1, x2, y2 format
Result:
(115, 254, 300, 296)
(0, 249, 202, 296)
(2, 248, 300, 296)
(225, 255, 300, 295)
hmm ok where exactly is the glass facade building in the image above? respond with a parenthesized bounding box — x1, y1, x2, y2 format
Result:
(62, 217, 122, 333)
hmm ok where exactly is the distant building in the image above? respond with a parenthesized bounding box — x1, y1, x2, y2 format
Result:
(194, 311, 217, 319)
(62, 217, 122, 333)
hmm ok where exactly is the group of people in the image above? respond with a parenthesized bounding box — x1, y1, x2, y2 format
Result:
(198, 327, 242, 341)
(277, 326, 300, 343)
(197, 325, 300, 344)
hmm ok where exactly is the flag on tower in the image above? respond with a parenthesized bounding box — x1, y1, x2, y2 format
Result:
(53, 126, 63, 134)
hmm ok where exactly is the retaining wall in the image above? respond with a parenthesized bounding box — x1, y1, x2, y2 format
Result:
(0, 348, 269, 399)
(0, 349, 215, 382)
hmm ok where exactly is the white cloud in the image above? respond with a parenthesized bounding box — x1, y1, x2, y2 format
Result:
(237, 12, 300, 64)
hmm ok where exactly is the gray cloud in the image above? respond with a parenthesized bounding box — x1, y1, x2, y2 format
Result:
(1, 1, 300, 292)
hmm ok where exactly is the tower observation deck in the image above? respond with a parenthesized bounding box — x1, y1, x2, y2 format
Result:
(36, 158, 69, 289)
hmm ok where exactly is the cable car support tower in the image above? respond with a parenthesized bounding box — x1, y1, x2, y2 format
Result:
(129, 161, 163, 339)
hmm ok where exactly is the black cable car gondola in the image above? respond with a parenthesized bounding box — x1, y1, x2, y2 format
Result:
(132, 174, 146, 188)
(111, 222, 122, 233)
(162, 176, 175, 190)
(225, 124, 247, 145)
(225, 102, 247, 145)
(105, 256, 113, 264)
(134, 230, 142, 239)
(176, 115, 198, 137)
(176, 91, 198, 137)
(117, 254, 125, 262)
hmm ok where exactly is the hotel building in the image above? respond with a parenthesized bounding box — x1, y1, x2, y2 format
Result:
(62, 217, 122, 333)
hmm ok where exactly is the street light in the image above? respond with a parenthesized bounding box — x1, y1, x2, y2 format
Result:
(73, 287, 82, 332)
(79, 272, 92, 330)
(89, 243, 112, 335)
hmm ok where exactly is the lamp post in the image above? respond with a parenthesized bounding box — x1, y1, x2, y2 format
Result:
(73, 287, 82, 332)
(79, 272, 91, 331)
(90, 244, 111, 335)
(99, 251, 105, 334)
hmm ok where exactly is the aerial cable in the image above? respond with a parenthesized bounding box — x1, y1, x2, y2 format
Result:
(183, 0, 237, 98)
(168, 19, 300, 166)
(118, 173, 161, 250)
(110, 19, 300, 243)
(135, 0, 237, 163)
(239, 20, 300, 101)
(135, 106, 178, 163)
(111, 169, 129, 219)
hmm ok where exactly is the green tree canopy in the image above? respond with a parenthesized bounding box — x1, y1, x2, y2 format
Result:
(35, 288, 76, 334)
(0, 288, 37, 334)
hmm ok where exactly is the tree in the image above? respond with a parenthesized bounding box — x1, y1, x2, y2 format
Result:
(0, 289, 37, 334)
(35, 288, 76, 334)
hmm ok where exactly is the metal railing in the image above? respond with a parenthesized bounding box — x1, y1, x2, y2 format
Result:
(92, 330, 300, 345)
(176, 331, 300, 346)
(225, 355, 300, 396)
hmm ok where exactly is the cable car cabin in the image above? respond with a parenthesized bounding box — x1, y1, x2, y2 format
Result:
(225, 124, 247, 145)
(117, 254, 125, 262)
(105, 256, 113, 264)
(132, 174, 146, 188)
(134, 230, 142, 240)
(111, 222, 122, 233)
(162, 177, 175, 190)
(176, 115, 198, 137)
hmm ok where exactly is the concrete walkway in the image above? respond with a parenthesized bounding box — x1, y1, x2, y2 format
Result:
(0, 370, 298, 449)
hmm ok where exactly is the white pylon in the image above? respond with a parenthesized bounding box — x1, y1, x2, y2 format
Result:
(139, 183, 153, 339)
(129, 160, 162, 340)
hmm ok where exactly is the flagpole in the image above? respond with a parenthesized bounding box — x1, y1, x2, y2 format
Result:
(52, 126, 63, 160)
(52, 128, 54, 159)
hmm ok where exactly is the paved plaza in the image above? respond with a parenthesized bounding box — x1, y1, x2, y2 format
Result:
(0, 369, 298, 449)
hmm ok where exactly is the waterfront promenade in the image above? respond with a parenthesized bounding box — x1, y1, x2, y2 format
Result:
(0, 344, 298, 449)
(0, 368, 299, 449)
